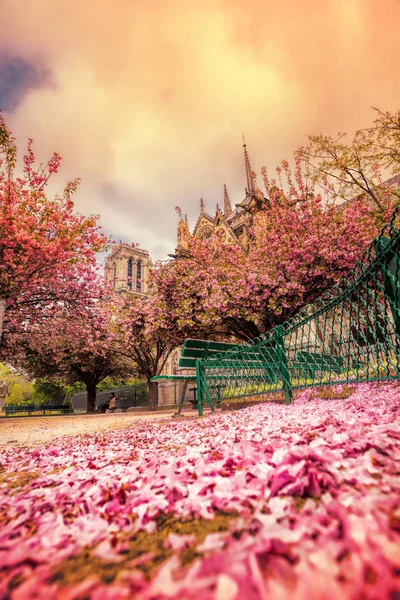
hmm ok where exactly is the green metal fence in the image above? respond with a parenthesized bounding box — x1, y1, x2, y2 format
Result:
(198, 207, 400, 407)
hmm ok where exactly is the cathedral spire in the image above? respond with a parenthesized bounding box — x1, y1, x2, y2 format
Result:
(200, 198, 204, 213)
(223, 184, 232, 216)
(177, 213, 190, 251)
(242, 133, 255, 196)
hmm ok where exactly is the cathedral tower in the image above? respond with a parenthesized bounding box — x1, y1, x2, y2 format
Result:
(105, 245, 151, 295)
(176, 137, 263, 253)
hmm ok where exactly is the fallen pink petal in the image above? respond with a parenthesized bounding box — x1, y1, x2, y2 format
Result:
(0, 382, 399, 599)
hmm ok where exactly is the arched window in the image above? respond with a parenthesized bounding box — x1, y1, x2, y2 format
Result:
(112, 263, 117, 288)
(136, 260, 142, 292)
(127, 258, 133, 290)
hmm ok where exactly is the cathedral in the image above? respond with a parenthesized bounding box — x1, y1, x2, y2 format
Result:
(176, 138, 265, 254)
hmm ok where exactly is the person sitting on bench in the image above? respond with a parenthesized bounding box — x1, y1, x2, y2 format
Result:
(109, 392, 117, 412)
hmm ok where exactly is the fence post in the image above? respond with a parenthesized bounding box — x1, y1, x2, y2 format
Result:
(376, 237, 400, 337)
(196, 360, 214, 417)
(275, 326, 293, 405)
(195, 360, 203, 416)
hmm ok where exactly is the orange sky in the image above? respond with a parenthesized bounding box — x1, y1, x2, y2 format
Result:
(1, 0, 400, 259)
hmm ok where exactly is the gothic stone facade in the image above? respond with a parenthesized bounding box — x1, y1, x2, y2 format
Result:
(105, 245, 150, 295)
(176, 140, 265, 253)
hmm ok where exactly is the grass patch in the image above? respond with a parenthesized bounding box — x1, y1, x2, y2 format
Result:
(316, 385, 356, 400)
(51, 510, 238, 588)
(292, 495, 322, 513)
(220, 392, 284, 411)
(0, 470, 38, 491)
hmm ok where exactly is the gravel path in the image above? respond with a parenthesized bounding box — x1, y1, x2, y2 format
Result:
(0, 411, 178, 448)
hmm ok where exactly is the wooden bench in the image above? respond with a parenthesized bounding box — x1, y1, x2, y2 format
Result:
(109, 399, 131, 413)
(3, 404, 72, 417)
(201, 342, 294, 404)
(196, 339, 365, 407)
(292, 351, 364, 379)
(204, 345, 282, 385)
(151, 339, 238, 416)
(3, 404, 36, 416)
(292, 351, 344, 378)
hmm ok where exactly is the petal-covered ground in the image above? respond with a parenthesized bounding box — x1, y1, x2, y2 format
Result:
(0, 382, 399, 599)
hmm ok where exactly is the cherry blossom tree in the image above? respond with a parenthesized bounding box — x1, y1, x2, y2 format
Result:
(153, 152, 382, 341)
(149, 252, 223, 340)
(0, 112, 108, 341)
(303, 107, 400, 212)
(4, 288, 133, 413)
(111, 292, 185, 411)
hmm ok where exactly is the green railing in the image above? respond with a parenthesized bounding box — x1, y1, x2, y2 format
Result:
(199, 207, 400, 406)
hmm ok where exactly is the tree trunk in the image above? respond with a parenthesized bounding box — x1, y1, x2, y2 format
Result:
(86, 381, 97, 414)
(148, 380, 158, 411)
(0, 297, 6, 341)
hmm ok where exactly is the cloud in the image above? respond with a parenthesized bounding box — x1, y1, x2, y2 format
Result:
(1, 0, 399, 260)
(0, 52, 51, 112)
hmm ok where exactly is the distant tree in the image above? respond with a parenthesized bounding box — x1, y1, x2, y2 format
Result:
(96, 375, 142, 392)
(0, 112, 108, 341)
(303, 107, 400, 213)
(32, 381, 68, 405)
(0, 362, 33, 405)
